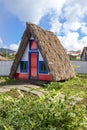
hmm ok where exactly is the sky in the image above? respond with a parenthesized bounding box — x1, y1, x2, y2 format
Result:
(0, 0, 87, 51)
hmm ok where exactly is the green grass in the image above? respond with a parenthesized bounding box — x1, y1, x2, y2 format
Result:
(0, 74, 87, 101)
(0, 76, 20, 86)
(61, 76, 87, 98)
(0, 75, 87, 130)
(44, 74, 87, 99)
(5, 88, 37, 99)
(0, 90, 86, 130)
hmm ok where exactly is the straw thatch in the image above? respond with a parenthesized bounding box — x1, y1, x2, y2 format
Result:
(9, 22, 75, 81)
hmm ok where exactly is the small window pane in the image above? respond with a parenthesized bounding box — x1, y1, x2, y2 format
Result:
(39, 61, 48, 73)
(20, 61, 28, 72)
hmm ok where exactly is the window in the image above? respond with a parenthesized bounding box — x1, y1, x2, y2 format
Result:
(20, 61, 28, 72)
(30, 40, 37, 50)
(39, 61, 48, 73)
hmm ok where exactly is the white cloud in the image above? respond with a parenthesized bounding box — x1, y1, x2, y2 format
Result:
(80, 36, 87, 47)
(1, 0, 66, 24)
(63, 21, 81, 34)
(0, 37, 3, 47)
(81, 23, 87, 35)
(9, 43, 19, 51)
(59, 32, 79, 50)
(0, 0, 87, 50)
(9, 40, 20, 51)
(0, 36, 19, 51)
(64, 0, 87, 18)
(0, 37, 6, 48)
(58, 0, 87, 50)
(61, 0, 87, 33)
(59, 32, 87, 51)
(50, 17, 62, 34)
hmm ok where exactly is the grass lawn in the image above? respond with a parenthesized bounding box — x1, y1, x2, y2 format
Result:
(0, 74, 87, 105)
(0, 74, 86, 130)
(44, 74, 87, 101)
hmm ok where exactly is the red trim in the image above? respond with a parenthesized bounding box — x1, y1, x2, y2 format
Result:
(38, 74, 51, 81)
(15, 73, 51, 81)
(15, 73, 28, 80)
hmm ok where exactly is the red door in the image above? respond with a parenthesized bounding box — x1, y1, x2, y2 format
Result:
(29, 53, 38, 79)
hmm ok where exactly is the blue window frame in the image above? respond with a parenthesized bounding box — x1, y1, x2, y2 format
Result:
(39, 61, 48, 73)
(20, 61, 28, 73)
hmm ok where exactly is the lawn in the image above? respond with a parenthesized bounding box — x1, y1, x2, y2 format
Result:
(44, 74, 87, 99)
(0, 74, 86, 130)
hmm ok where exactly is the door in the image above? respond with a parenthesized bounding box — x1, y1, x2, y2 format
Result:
(29, 52, 38, 79)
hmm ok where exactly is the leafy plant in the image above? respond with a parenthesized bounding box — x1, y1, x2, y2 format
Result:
(44, 82, 64, 90)
(0, 77, 16, 86)
(44, 75, 87, 98)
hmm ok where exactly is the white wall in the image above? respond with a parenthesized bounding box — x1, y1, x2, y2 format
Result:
(39, 51, 44, 61)
(71, 61, 87, 74)
(21, 43, 29, 61)
(0, 61, 13, 76)
(0, 61, 87, 76)
(16, 43, 29, 73)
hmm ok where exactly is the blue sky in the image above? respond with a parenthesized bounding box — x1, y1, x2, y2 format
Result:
(0, 0, 87, 51)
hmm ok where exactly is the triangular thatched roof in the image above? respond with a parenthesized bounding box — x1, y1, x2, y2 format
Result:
(9, 22, 75, 81)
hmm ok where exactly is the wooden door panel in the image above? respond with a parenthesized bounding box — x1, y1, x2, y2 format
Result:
(30, 53, 37, 79)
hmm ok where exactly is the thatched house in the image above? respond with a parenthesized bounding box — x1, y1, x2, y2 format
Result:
(9, 23, 75, 81)
(81, 47, 87, 61)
